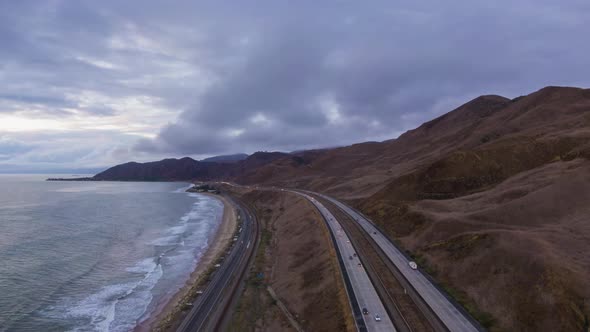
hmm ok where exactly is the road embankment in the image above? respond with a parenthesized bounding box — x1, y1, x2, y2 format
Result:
(226, 189, 355, 332)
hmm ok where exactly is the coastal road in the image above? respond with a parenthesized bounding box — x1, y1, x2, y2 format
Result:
(292, 191, 396, 332)
(313, 192, 481, 332)
(176, 195, 258, 332)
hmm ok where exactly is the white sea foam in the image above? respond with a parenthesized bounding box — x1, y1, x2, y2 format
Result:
(126, 258, 157, 274)
(150, 235, 178, 246)
(150, 196, 219, 247)
(109, 261, 163, 332)
(49, 257, 163, 332)
(168, 225, 187, 235)
(65, 282, 130, 332)
(47, 190, 223, 332)
(144, 196, 222, 304)
(173, 183, 193, 193)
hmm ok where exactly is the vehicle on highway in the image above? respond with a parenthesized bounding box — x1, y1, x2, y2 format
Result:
(357, 263, 362, 267)
(349, 255, 353, 260)
(409, 261, 418, 270)
(373, 231, 377, 235)
(375, 314, 381, 321)
(362, 307, 369, 315)
(353, 253, 357, 257)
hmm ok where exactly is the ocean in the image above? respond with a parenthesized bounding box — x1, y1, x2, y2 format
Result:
(0, 175, 223, 331)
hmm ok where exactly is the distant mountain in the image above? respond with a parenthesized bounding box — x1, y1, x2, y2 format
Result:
(92, 157, 233, 181)
(92, 152, 289, 182)
(201, 153, 249, 163)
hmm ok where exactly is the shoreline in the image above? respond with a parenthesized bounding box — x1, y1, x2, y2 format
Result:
(135, 192, 237, 331)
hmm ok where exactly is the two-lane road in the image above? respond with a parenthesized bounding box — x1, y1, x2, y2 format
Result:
(176, 196, 258, 332)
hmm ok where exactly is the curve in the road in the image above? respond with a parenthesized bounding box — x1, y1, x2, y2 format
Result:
(293, 191, 397, 332)
(176, 196, 258, 332)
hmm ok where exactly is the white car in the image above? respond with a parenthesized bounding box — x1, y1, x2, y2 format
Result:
(374, 314, 381, 322)
(409, 261, 418, 270)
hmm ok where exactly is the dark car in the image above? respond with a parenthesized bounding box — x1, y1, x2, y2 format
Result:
(362, 308, 369, 315)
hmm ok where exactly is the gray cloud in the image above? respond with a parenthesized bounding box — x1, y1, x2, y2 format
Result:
(136, 0, 590, 155)
(0, 1, 589, 171)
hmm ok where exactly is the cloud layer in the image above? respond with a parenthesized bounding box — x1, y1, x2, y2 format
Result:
(1, 1, 589, 171)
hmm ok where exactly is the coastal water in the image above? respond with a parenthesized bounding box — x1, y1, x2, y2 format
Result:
(0, 175, 223, 331)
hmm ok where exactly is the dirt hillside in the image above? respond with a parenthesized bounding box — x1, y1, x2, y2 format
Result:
(228, 190, 354, 332)
(354, 87, 590, 330)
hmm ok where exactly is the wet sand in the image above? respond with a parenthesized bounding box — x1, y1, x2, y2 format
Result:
(135, 193, 237, 331)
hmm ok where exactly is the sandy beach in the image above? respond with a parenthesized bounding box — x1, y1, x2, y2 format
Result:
(135, 193, 237, 331)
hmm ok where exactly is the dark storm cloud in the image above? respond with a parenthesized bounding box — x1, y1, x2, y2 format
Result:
(1, 0, 589, 170)
(136, 0, 590, 155)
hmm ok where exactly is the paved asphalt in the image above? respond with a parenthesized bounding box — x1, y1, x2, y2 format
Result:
(295, 191, 397, 332)
(316, 193, 480, 332)
(176, 196, 257, 332)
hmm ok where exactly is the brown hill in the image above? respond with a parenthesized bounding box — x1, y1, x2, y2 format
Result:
(231, 86, 590, 330)
(92, 157, 232, 181)
(93, 152, 289, 182)
(236, 87, 590, 195)
(351, 87, 590, 330)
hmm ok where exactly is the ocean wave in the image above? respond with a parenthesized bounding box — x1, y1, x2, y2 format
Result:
(150, 196, 221, 247)
(60, 257, 162, 332)
(43, 189, 223, 331)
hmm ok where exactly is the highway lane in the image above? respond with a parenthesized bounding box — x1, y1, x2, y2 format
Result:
(176, 196, 257, 332)
(294, 191, 396, 332)
(316, 192, 480, 332)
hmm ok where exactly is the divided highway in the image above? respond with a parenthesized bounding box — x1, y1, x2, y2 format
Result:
(176, 196, 258, 332)
(214, 182, 480, 332)
(293, 191, 396, 332)
(315, 192, 480, 332)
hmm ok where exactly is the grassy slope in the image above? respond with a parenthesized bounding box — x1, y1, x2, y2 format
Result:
(228, 190, 353, 332)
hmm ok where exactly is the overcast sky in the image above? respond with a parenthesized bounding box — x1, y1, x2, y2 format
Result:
(1, 0, 589, 172)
